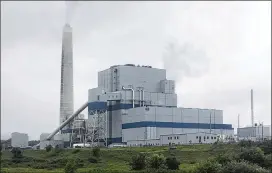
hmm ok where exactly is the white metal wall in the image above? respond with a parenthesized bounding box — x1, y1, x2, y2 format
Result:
(124, 107, 223, 124)
(98, 65, 167, 93)
(11, 132, 29, 148)
(127, 132, 220, 146)
(238, 126, 270, 138)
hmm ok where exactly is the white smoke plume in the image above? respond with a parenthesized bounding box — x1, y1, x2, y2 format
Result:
(65, 1, 78, 24)
(163, 39, 210, 82)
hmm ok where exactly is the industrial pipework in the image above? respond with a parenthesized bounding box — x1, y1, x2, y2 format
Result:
(122, 86, 134, 108)
(46, 102, 88, 140)
(142, 89, 145, 106)
(138, 88, 142, 107)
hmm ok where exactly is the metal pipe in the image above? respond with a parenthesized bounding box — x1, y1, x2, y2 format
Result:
(46, 102, 88, 140)
(138, 88, 141, 107)
(142, 89, 145, 106)
(122, 86, 134, 108)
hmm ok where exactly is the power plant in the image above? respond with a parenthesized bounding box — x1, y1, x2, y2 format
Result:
(36, 20, 236, 148)
(35, 21, 270, 149)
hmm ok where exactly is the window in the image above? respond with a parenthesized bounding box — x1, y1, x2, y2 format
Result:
(207, 136, 209, 139)
(196, 136, 198, 139)
(211, 136, 213, 139)
(174, 137, 176, 139)
(214, 137, 216, 139)
(177, 136, 179, 139)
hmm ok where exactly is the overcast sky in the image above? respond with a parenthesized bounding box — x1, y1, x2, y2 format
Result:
(1, 1, 271, 140)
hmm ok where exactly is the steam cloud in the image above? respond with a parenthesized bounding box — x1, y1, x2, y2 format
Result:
(65, 1, 78, 24)
(163, 39, 210, 82)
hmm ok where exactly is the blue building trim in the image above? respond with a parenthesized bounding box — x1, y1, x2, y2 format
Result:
(107, 137, 122, 144)
(122, 121, 233, 130)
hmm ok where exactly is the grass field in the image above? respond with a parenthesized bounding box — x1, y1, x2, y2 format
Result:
(0, 143, 245, 173)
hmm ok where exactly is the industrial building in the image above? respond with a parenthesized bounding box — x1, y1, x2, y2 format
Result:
(87, 64, 234, 145)
(127, 132, 221, 146)
(11, 132, 28, 148)
(237, 125, 270, 140)
(39, 22, 235, 148)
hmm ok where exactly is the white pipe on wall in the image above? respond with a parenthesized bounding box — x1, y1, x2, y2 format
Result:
(122, 86, 134, 108)
(138, 88, 141, 107)
(142, 89, 145, 106)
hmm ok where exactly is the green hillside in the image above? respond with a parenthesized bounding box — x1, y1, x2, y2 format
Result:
(1, 142, 271, 173)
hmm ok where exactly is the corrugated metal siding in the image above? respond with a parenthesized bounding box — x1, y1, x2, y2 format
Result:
(118, 66, 166, 93)
(182, 108, 198, 123)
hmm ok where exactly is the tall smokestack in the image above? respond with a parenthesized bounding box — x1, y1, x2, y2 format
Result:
(251, 89, 254, 128)
(60, 23, 74, 131)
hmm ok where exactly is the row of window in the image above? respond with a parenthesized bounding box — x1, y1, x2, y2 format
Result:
(196, 136, 217, 140)
(129, 143, 160, 147)
(168, 136, 179, 140)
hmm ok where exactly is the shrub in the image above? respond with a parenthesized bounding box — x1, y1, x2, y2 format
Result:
(45, 145, 52, 152)
(238, 147, 265, 167)
(54, 146, 63, 154)
(88, 156, 98, 163)
(165, 156, 180, 170)
(92, 147, 101, 158)
(148, 154, 166, 169)
(215, 153, 234, 164)
(64, 160, 77, 173)
(74, 158, 84, 168)
(238, 140, 253, 147)
(257, 140, 272, 155)
(195, 160, 222, 173)
(263, 154, 272, 169)
(11, 148, 23, 159)
(222, 160, 270, 173)
(130, 153, 147, 170)
(72, 149, 80, 154)
(47, 157, 68, 168)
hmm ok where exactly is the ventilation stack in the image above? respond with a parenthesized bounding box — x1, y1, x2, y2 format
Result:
(60, 23, 74, 131)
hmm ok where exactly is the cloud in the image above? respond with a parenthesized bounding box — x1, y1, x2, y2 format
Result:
(163, 39, 210, 82)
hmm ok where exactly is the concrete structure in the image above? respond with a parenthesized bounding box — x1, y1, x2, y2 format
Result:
(39, 133, 64, 149)
(86, 64, 234, 145)
(60, 23, 74, 130)
(237, 125, 270, 140)
(127, 132, 220, 146)
(11, 132, 28, 148)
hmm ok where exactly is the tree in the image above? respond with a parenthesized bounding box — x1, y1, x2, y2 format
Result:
(130, 153, 147, 170)
(165, 156, 180, 170)
(222, 160, 269, 173)
(195, 160, 222, 173)
(92, 147, 100, 158)
(64, 160, 77, 173)
(46, 145, 52, 152)
(148, 154, 166, 169)
(11, 148, 23, 158)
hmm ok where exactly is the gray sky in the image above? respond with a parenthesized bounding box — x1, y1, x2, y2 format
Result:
(1, 1, 271, 140)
